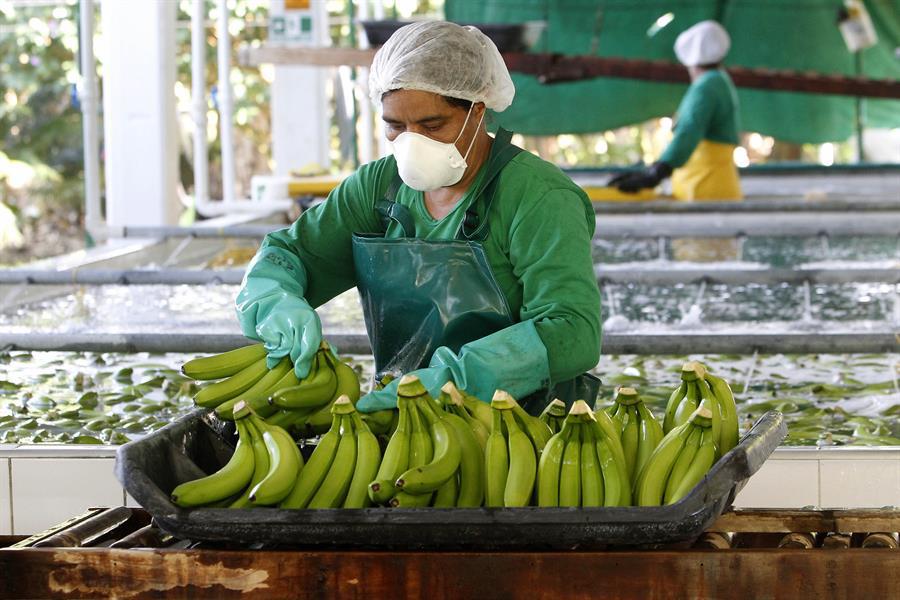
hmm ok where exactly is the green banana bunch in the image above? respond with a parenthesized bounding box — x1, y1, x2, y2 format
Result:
(538, 399, 567, 434)
(635, 407, 715, 506)
(606, 387, 664, 487)
(170, 400, 304, 508)
(170, 414, 256, 507)
(664, 361, 740, 457)
(538, 400, 630, 508)
(182, 343, 267, 380)
(485, 390, 541, 507)
(280, 396, 356, 509)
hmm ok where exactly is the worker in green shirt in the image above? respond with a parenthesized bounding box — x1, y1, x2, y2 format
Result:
(610, 20, 743, 201)
(235, 21, 602, 414)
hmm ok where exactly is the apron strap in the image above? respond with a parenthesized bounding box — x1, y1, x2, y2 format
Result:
(458, 128, 522, 241)
(375, 176, 415, 237)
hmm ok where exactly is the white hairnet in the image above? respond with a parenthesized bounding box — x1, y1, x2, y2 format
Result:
(369, 21, 515, 112)
(674, 20, 731, 67)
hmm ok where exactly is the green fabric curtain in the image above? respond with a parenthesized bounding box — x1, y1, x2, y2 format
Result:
(445, 0, 900, 143)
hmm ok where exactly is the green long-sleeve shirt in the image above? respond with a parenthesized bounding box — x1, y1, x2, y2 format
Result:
(660, 69, 741, 168)
(257, 149, 602, 384)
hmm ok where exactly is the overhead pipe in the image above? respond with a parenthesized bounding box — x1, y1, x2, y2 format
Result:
(190, 0, 293, 217)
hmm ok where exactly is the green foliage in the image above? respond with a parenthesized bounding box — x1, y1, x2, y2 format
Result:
(0, 3, 84, 212)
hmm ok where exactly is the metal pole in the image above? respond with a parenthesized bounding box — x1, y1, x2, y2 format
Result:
(79, 0, 103, 244)
(191, 0, 209, 217)
(596, 265, 900, 286)
(216, 0, 236, 209)
(116, 212, 900, 239)
(1, 266, 898, 287)
(1, 332, 896, 355)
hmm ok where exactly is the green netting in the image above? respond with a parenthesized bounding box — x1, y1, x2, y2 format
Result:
(446, 0, 900, 143)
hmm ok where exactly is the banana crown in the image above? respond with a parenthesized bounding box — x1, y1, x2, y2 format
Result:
(491, 390, 517, 410)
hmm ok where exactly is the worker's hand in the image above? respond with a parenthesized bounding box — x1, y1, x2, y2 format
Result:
(608, 162, 672, 193)
(235, 247, 323, 380)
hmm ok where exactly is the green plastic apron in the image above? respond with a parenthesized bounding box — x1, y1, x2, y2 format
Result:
(352, 129, 600, 414)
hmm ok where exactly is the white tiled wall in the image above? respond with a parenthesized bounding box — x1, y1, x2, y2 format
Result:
(735, 447, 900, 509)
(10, 457, 124, 535)
(0, 457, 10, 535)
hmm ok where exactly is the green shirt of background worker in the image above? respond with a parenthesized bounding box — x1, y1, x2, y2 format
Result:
(610, 20, 743, 201)
(235, 21, 602, 414)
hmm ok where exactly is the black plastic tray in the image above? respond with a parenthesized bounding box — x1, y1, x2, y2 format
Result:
(115, 409, 785, 549)
(361, 20, 526, 52)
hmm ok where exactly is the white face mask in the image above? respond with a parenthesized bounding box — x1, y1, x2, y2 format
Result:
(390, 105, 484, 192)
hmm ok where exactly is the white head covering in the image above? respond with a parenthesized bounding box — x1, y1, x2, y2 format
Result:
(368, 21, 515, 112)
(674, 20, 731, 67)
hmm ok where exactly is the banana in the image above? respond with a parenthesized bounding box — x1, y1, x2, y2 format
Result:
(694, 377, 723, 458)
(706, 372, 740, 455)
(484, 405, 509, 507)
(502, 409, 537, 507)
(512, 406, 552, 454)
(269, 353, 337, 410)
(182, 343, 267, 380)
(673, 374, 699, 428)
(193, 357, 270, 409)
(440, 412, 484, 507)
(663, 426, 701, 504)
(595, 434, 626, 506)
(331, 358, 362, 403)
(461, 390, 493, 430)
(441, 382, 489, 449)
(308, 410, 357, 508)
(580, 425, 604, 507)
(368, 396, 412, 505)
(635, 401, 664, 485)
(590, 410, 629, 500)
(170, 418, 255, 507)
(396, 415, 461, 495)
(300, 397, 340, 435)
(343, 411, 382, 509)
(229, 417, 270, 508)
(407, 402, 433, 469)
(280, 414, 341, 509)
(558, 423, 582, 507)
(634, 413, 697, 506)
(247, 412, 304, 506)
(663, 380, 688, 433)
(432, 472, 460, 508)
(537, 426, 570, 507)
(667, 426, 717, 504)
(389, 490, 432, 508)
(620, 405, 639, 484)
(214, 357, 292, 420)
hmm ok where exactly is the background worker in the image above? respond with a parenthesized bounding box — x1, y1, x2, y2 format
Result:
(609, 20, 743, 202)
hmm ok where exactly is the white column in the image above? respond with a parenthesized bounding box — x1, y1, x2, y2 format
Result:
(270, 0, 330, 175)
(100, 0, 179, 228)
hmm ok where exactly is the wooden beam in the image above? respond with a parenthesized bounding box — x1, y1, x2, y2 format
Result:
(240, 46, 900, 99)
(1, 547, 899, 599)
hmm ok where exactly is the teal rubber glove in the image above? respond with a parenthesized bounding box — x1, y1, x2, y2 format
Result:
(356, 320, 551, 413)
(235, 247, 322, 379)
